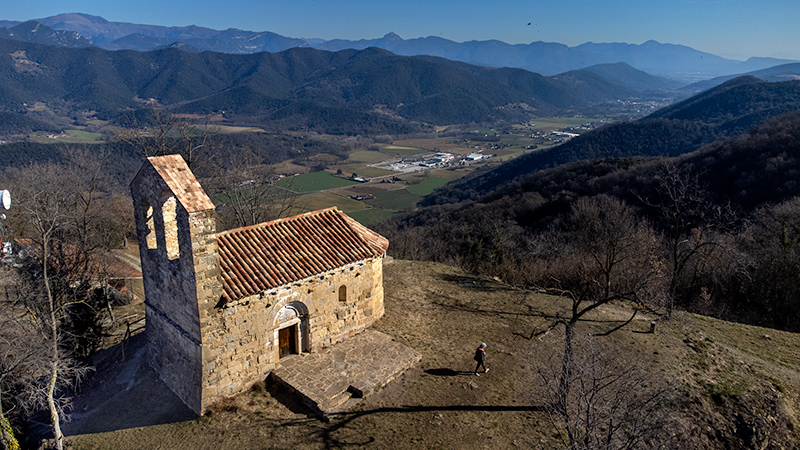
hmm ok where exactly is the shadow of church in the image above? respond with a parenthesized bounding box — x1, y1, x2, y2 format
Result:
(62, 332, 196, 435)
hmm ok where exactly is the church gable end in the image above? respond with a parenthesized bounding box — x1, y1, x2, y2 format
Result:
(130, 155, 220, 414)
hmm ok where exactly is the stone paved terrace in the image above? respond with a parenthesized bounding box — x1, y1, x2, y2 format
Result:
(269, 329, 420, 420)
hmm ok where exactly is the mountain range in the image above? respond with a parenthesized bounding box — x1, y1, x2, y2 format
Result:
(0, 37, 676, 131)
(1, 13, 798, 82)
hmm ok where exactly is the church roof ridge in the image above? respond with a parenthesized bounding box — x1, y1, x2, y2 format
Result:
(217, 207, 389, 302)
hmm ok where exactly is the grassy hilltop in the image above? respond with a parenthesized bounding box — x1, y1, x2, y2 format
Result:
(66, 260, 800, 449)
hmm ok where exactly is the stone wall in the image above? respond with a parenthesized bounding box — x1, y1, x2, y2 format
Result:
(145, 304, 203, 411)
(131, 157, 387, 415)
(199, 257, 384, 411)
(131, 163, 222, 414)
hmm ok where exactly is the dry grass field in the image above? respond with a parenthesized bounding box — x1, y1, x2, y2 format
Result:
(63, 260, 800, 449)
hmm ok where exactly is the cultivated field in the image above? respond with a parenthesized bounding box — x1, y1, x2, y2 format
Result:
(276, 128, 567, 223)
(276, 171, 359, 193)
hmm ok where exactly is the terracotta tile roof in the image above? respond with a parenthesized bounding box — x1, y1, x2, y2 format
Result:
(217, 207, 389, 302)
(147, 154, 215, 212)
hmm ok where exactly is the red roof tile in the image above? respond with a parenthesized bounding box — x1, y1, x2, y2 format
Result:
(217, 207, 389, 302)
(147, 155, 215, 212)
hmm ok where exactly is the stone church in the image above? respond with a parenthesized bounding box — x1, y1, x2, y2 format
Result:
(130, 155, 389, 414)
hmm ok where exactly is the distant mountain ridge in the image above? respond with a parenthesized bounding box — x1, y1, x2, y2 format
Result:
(2, 13, 798, 82)
(0, 37, 654, 131)
(0, 20, 91, 48)
(683, 63, 800, 93)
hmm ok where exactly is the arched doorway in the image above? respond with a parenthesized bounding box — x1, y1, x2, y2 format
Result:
(274, 302, 309, 358)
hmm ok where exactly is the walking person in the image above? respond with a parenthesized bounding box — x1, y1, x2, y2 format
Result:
(473, 342, 488, 375)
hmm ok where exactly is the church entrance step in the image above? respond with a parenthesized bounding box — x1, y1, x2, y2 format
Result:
(268, 329, 420, 420)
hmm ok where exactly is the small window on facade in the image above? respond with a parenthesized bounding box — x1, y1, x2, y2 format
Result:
(162, 195, 180, 260)
(143, 201, 157, 250)
(338, 285, 347, 302)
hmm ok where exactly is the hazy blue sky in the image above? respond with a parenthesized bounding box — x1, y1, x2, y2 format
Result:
(4, 0, 799, 60)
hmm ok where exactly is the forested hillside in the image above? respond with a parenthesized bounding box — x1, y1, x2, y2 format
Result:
(378, 111, 800, 332)
(0, 37, 658, 133)
(0, 130, 348, 186)
(0, 111, 62, 135)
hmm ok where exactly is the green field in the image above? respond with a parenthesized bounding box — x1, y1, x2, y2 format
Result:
(345, 150, 390, 164)
(348, 208, 396, 225)
(31, 129, 104, 144)
(69, 130, 102, 141)
(294, 192, 396, 225)
(277, 171, 358, 193)
(296, 192, 365, 213)
(528, 117, 599, 130)
(336, 164, 396, 178)
(499, 134, 537, 146)
(310, 153, 343, 163)
(366, 189, 421, 210)
(426, 168, 470, 181)
(406, 177, 449, 196)
(381, 145, 428, 156)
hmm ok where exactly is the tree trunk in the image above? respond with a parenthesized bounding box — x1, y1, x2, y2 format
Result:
(0, 399, 20, 450)
(42, 240, 64, 450)
(46, 359, 62, 450)
(557, 321, 578, 448)
(557, 322, 576, 433)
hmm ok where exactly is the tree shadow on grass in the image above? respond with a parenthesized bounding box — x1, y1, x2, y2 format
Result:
(438, 273, 511, 293)
(312, 403, 547, 448)
(424, 368, 472, 376)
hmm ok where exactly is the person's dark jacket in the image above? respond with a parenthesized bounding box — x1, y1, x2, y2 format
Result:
(474, 347, 485, 363)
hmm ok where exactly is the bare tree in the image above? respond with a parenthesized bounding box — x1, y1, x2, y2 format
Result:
(116, 107, 218, 169)
(63, 147, 116, 266)
(530, 195, 664, 429)
(9, 164, 94, 450)
(206, 148, 298, 230)
(115, 108, 180, 159)
(0, 279, 53, 450)
(735, 197, 800, 329)
(534, 333, 672, 450)
(0, 278, 47, 450)
(178, 118, 218, 172)
(648, 161, 732, 318)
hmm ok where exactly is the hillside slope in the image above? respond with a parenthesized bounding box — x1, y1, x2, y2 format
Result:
(63, 260, 800, 449)
(382, 111, 800, 334)
(0, 37, 643, 127)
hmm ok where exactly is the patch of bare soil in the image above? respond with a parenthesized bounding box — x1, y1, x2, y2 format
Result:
(63, 260, 800, 449)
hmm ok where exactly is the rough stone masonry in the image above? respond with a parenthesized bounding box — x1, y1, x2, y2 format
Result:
(130, 155, 389, 414)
